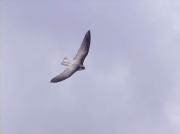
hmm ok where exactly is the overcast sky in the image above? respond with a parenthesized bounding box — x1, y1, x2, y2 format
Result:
(1, 0, 180, 134)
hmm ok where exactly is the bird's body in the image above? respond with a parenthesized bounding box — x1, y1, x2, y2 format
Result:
(61, 58, 85, 71)
(50, 30, 91, 83)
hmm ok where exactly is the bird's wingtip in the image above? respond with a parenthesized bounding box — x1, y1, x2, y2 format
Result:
(86, 30, 90, 35)
(86, 30, 91, 39)
(50, 78, 58, 83)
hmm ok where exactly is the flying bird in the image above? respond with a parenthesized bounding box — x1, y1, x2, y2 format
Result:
(50, 30, 91, 83)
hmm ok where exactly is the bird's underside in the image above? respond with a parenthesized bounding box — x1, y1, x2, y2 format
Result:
(50, 30, 91, 83)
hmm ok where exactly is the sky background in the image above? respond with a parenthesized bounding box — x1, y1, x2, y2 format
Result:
(1, 0, 180, 134)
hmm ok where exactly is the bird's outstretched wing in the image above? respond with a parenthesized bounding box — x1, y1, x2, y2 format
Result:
(73, 30, 91, 64)
(50, 67, 77, 83)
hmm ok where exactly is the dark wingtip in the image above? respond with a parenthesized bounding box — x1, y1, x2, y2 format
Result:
(87, 30, 91, 35)
(85, 30, 91, 43)
(50, 78, 59, 83)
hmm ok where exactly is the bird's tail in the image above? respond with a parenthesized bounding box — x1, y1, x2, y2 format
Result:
(61, 57, 71, 66)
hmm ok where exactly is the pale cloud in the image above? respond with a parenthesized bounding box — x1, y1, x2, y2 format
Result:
(164, 72, 180, 134)
(143, 1, 180, 133)
(144, 0, 180, 32)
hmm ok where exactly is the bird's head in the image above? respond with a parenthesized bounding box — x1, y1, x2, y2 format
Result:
(81, 66, 85, 70)
(78, 65, 85, 71)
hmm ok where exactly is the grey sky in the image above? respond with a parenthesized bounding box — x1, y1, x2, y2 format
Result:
(2, 0, 180, 134)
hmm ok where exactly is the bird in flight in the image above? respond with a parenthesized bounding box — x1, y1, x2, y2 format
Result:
(50, 30, 91, 83)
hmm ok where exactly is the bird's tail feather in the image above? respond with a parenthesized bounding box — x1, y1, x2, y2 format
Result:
(61, 57, 71, 66)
